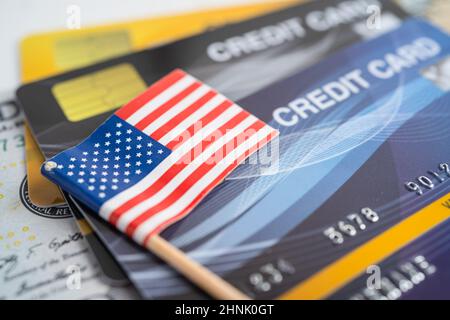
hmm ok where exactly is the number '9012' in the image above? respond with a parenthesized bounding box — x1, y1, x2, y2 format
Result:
(405, 162, 450, 196)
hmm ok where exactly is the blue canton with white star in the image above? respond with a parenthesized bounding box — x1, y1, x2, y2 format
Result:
(43, 115, 171, 211)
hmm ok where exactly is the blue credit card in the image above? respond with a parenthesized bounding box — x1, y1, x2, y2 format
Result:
(154, 18, 450, 299)
(78, 18, 450, 299)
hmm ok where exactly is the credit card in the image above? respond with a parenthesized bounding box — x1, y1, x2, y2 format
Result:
(21, 0, 294, 207)
(18, 0, 409, 299)
(0, 94, 138, 299)
(330, 203, 450, 300)
(83, 17, 450, 300)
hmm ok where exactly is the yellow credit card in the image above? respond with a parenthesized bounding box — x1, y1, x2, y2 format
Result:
(20, 1, 293, 207)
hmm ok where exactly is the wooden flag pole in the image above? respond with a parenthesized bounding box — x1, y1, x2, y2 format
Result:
(146, 235, 250, 300)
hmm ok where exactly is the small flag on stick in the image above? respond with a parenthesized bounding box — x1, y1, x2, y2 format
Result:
(43, 69, 278, 299)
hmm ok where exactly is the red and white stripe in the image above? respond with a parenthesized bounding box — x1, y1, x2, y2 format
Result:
(101, 69, 278, 244)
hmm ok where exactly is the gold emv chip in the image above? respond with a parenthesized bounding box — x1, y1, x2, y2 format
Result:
(52, 63, 147, 122)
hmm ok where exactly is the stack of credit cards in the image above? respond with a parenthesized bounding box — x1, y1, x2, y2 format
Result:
(5, 0, 450, 299)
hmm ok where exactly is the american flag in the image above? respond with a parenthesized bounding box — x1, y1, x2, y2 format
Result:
(43, 69, 278, 245)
